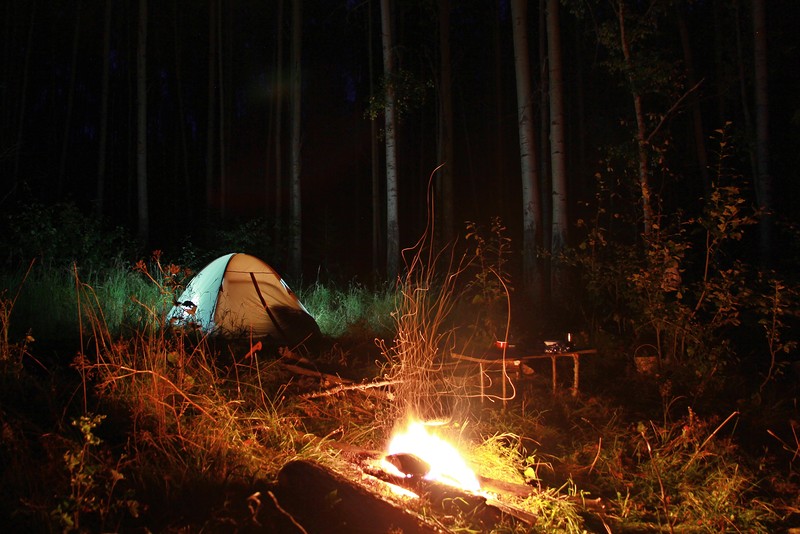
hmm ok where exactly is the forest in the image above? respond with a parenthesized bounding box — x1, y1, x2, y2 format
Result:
(1, 0, 800, 532)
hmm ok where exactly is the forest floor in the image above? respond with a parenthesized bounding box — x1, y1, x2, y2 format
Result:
(0, 328, 798, 532)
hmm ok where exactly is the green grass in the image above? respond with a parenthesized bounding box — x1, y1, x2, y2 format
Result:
(300, 279, 396, 338)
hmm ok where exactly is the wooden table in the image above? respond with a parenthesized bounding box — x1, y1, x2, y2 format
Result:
(451, 348, 597, 399)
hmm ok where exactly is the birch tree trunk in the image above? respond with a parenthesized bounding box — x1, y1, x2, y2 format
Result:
(381, 0, 399, 280)
(753, 0, 773, 266)
(510, 0, 543, 302)
(136, 0, 149, 243)
(617, 0, 653, 237)
(289, 0, 303, 278)
(547, 0, 568, 299)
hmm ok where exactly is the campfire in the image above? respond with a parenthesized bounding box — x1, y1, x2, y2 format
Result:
(381, 419, 481, 493)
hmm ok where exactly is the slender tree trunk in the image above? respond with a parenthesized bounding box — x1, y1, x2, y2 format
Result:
(437, 0, 454, 245)
(172, 0, 191, 207)
(381, 0, 399, 280)
(752, 0, 772, 266)
(547, 0, 568, 299)
(218, 3, 227, 219)
(96, 0, 111, 216)
(511, 0, 543, 302)
(538, 0, 551, 255)
(368, 1, 381, 275)
(11, 2, 37, 198)
(492, 2, 505, 213)
(733, 0, 755, 181)
(617, 0, 653, 237)
(206, 0, 217, 219)
(290, 0, 303, 278)
(58, 0, 81, 196)
(136, 0, 149, 243)
(676, 4, 710, 196)
(272, 0, 285, 246)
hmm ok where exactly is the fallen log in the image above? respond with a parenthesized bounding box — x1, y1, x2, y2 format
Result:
(275, 459, 444, 534)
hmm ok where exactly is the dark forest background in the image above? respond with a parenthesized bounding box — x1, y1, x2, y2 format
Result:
(2, 0, 799, 289)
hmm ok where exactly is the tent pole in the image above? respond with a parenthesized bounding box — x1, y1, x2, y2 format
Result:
(250, 272, 289, 340)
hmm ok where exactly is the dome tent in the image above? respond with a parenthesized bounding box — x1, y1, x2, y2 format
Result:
(166, 253, 319, 346)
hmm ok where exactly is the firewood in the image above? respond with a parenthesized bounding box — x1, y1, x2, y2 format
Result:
(276, 459, 444, 533)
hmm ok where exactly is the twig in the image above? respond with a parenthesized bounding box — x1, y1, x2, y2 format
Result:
(646, 78, 705, 144)
(588, 436, 602, 475)
(267, 490, 308, 534)
(278, 361, 352, 385)
(302, 379, 402, 399)
(681, 411, 739, 472)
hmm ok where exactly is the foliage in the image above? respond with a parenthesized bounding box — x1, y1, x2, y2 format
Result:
(463, 217, 514, 345)
(0, 201, 136, 271)
(365, 68, 434, 123)
(208, 217, 278, 268)
(564, 124, 798, 397)
(53, 414, 139, 533)
(596, 409, 779, 532)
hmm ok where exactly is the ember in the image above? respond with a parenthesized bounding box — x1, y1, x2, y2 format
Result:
(384, 420, 481, 492)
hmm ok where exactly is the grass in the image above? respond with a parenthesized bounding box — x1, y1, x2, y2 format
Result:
(0, 259, 797, 532)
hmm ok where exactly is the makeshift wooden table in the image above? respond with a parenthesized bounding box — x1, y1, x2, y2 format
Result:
(451, 348, 597, 399)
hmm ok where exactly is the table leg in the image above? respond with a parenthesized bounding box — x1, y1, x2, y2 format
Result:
(551, 356, 557, 394)
(572, 353, 579, 396)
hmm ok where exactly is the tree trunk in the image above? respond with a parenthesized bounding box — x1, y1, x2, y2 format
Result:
(217, 3, 227, 219)
(752, 0, 772, 266)
(96, 0, 111, 216)
(172, 0, 191, 210)
(510, 0, 543, 302)
(58, 0, 81, 196)
(676, 4, 710, 197)
(206, 0, 217, 220)
(538, 0, 551, 257)
(547, 0, 568, 301)
(11, 2, 36, 198)
(289, 0, 303, 278)
(733, 0, 755, 180)
(272, 0, 285, 247)
(492, 3, 506, 214)
(277, 460, 443, 533)
(136, 0, 149, 243)
(437, 0, 454, 245)
(617, 0, 653, 238)
(368, 1, 381, 275)
(381, 0, 399, 280)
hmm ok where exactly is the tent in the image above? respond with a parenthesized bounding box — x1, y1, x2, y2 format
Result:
(166, 253, 320, 345)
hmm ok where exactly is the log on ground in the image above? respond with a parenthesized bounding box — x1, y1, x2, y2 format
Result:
(275, 459, 444, 534)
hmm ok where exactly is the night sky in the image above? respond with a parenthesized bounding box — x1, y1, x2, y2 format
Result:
(2, 0, 799, 279)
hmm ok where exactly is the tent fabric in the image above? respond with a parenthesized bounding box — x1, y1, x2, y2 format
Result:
(166, 253, 319, 345)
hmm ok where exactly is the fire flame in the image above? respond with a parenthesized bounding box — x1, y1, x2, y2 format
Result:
(385, 420, 481, 492)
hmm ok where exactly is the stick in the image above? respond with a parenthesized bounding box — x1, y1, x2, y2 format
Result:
(302, 379, 401, 399)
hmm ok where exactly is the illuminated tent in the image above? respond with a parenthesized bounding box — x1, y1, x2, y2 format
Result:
(166, 253, 319, 345)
